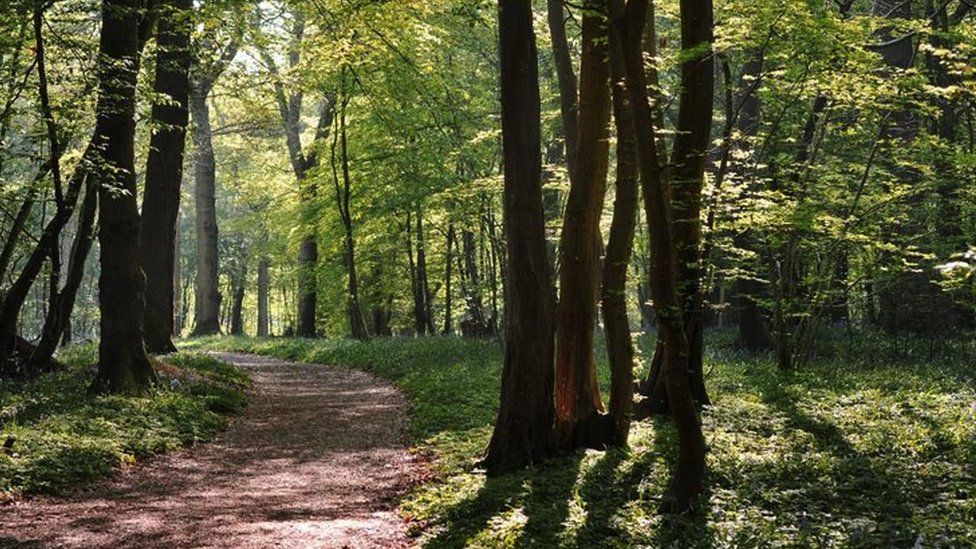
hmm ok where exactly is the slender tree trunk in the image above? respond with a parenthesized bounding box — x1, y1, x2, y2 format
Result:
(481, 0, 555, 474)
(603, 32, 640, 446)
(0, 151, 89, 374)
(30, 181, 98, 369)
(443, 222, 455, 335)
(230, 275, 245, 336)
(335, 94, 369, 341)
(416, 211, 435, 335)
(613, 0, 708, 513)
(91, 0, 157, 395)
(405, 211, 425, 335)
(460, 229, 489, 336)
(138, 0, 192, 354)
(173, 210, 183, 335)
(553, 0, 612, 450)
(257, 257, 270, 337)
(546, 0, 579, 183)
(189, 86, 221, 336)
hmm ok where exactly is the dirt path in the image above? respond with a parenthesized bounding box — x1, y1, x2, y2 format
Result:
(0, 353, 422, 548)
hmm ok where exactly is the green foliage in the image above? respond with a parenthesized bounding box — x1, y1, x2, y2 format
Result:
(0, 351, 249, 498)
(192, 334, 976, 547)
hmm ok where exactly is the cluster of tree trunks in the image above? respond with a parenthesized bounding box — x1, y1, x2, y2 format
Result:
(486, 0, 713, 513)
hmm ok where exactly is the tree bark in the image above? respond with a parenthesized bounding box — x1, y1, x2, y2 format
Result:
(481, 0, 555, 474)
(91, 0, 157, 395)
(139, 0, 192, 353)
(553, 0, 612, 450)
(602, 29, 640, 446)
(546, 0, 580, 183)
(257, 257, 270, 337)
(189, 86, 221, 336)
(333, 91, 369, 341)
(612, 0, 707, 513)
(443, 222, 455, 335)
(229, 275, 245, 336)
(30, 180, 98, 369)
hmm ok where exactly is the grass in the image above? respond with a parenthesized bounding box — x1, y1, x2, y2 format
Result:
(0, 346, 249, 499)
(187, 331, 976, 547)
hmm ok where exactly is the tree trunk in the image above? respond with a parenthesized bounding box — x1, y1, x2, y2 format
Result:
(30, 180, 98, 369)
(189, 86, 221, 336)
(553, 0, 612, 451)
(443, 223, 455, 335)
(612, 0, 707, 513)
(416, 211, 435, 335)
(257, 257, 270, 337)
(0, 151, 89, 375)
(481, 0, 555, 474)
(230, 277, 245, 336)
(546, 0, 579, 183)
(335, 93, 369, 341)
(138, 0, 192, 354)
(91, 0, 157, 395)
(602, 31, 640, 446)
(460, 229, 490, 336)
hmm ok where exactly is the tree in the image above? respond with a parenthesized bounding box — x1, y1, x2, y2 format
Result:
(90, 0, 157, 394)
(138, 0, 193, 353)
(481, 0, 555, 474)
(552, 0, 613, 451)
(188, 20, 239, 337)
(612, 0, 709, 512)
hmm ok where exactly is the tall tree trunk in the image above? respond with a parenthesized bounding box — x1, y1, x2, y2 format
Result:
(229, 275, 245, 336)
(334, 92, 369, 341)
(481, 0, 555, 474)
(553, 0, 612, 450)
(546, 0, 580, 183)
(443, 222, 455, 335)
(91, 0, 157, 395)
(602, 31, 639, 446)
(405, 211, 426, 335)
(138, 0, 192, 354)
(416, 211, 435, 335)
(189, 86, 221, 335)
(612, 0, 708, 513)
(173, 210, 183, 335)
(257, 257, 270, 337)
(460, 229, 489, 336)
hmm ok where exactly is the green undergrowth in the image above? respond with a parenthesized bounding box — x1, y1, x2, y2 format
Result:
(187, 332, 976, 547)
(0, 346, 249, 498)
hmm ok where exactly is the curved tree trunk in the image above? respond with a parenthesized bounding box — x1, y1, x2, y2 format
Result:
(30, 180, 98, 370)
(139, 0, 192, 354)
(481, 0, 555, 474)
(613, 0, 708, 513)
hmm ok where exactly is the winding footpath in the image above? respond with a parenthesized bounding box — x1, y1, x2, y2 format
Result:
(0, 353, 422, 548)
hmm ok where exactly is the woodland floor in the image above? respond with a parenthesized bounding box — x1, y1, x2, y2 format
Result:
(0, 353, 423, 548)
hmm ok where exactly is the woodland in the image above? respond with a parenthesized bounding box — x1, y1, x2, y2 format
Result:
(1, 0, 975, 546)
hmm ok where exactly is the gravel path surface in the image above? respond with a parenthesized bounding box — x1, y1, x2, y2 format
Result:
(0, 353, 422, 548)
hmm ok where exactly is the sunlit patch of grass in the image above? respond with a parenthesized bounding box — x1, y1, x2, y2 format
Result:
(0, 351, 249, 498)
(189, 331, 976, 547)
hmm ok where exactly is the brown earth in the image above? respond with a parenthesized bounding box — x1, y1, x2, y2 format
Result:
(0, 352, 423, 548)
